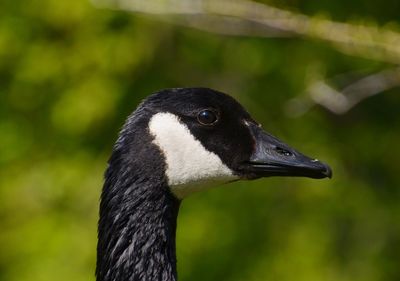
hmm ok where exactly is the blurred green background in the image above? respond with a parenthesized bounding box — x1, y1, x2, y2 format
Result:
(1, 0, 399, 281)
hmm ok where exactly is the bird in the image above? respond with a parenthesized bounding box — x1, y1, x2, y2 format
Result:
(96, 87, 332, 281)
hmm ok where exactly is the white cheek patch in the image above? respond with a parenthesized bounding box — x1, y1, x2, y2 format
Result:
(148, 112, 238, 198)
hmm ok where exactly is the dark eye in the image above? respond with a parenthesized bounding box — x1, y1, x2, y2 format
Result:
(197, 109, 218, 125)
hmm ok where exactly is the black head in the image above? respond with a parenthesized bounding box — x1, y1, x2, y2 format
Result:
(127, 87, 331, 198)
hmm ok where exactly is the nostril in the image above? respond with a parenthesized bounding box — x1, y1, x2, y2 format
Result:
(274, 146, 293, 157)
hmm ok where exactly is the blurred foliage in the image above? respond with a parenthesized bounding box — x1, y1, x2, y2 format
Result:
(0, 1, 399, 281)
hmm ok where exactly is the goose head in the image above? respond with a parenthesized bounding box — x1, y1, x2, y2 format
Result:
(139, 87, 331, 198)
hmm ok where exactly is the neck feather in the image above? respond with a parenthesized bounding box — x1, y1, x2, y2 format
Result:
(97, 174, 180, 281)
(97, 117, 181, 281)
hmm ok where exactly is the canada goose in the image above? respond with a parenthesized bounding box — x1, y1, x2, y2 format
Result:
(96, 87, 331, 281)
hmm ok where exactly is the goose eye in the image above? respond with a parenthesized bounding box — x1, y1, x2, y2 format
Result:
(197, 110, 218, 125)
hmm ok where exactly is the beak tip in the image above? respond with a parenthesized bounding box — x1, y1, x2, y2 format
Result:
(322, 163, 333, 179)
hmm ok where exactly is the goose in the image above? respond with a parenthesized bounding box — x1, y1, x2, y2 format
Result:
(96, 87, 332, 281)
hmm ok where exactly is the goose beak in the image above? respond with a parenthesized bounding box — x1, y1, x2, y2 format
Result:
(244, 123, 332, 179)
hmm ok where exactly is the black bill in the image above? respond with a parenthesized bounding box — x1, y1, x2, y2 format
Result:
(244, 122, 332, 179)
